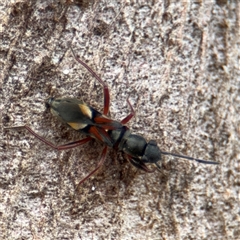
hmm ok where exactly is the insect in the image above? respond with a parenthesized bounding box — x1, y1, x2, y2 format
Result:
(5, 47, 219, 188)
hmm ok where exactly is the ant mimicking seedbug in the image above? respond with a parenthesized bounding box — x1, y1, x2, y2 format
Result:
(5, 47, 219, 188)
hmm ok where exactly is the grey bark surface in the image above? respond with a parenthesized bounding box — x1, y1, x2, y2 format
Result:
(1, 1, 239, 239)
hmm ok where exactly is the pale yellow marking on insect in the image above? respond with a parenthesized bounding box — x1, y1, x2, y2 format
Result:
(79, 104, 92, 118)
(68, 122, 88, 130)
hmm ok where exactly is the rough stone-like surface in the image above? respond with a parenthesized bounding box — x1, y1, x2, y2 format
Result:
(1, 1, 239, 239)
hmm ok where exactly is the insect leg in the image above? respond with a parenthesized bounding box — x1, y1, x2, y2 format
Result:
(56, 137, 92, 150)
(126, 155, 155, 173)
(70, 47, 110, 115)
(121, 98, 135, 124)
(76, 146, 108, 188)
(4, 125, 92, 150)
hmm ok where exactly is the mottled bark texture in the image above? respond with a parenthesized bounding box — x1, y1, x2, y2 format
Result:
(1, 1, 239, 239)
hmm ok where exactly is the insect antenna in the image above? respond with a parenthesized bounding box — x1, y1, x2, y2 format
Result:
(160, 151, 219, 165)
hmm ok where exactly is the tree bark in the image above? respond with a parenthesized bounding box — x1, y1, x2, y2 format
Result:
(1, 1, 239, 239)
